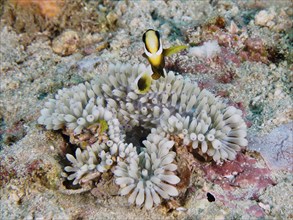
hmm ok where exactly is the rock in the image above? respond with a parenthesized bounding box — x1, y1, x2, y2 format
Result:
(202, 153, 275, 195)
(258, 174, 293, 218)
(246, 205, 265, 218)
(255, 10, 276, 27)
(106, 12, 118, 26)
(52, 30, 79, 56)
(76, 56, 101, 72)
(248, 123, 293, 172)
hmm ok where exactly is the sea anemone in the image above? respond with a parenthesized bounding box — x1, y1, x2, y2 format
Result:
(38, 62, 247, 208)
(37, 83, 124, 143)
(64, 141, 137, 185)
(153, 104, 247, 161)
(114, 134, 180, 209)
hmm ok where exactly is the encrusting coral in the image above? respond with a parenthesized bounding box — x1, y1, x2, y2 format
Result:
(38, 62, 248, 209)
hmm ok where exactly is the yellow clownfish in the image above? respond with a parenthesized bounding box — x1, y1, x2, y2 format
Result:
(142, 29, 188, 80)
(135, 72, 152, 94)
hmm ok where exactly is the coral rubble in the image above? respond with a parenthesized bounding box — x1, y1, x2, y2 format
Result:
(38, 63, 247, 209)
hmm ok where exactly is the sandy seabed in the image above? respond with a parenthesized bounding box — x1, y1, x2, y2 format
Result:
(0, 0, 292, 219)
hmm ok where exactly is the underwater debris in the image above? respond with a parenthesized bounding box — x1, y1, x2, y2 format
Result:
(38, 62, 248, 208)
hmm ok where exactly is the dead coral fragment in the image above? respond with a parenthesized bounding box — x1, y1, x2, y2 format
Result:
(52, 30, 80, 56)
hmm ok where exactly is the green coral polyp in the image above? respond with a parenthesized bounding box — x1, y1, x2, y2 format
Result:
(38, 62, 248, 209)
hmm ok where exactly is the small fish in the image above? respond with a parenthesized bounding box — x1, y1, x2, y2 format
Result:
(142, 29, 188, 80)
(135, 72, 152, 94)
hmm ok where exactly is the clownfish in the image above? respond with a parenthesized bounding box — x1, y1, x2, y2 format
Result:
(134, 72, 152, 94)
(142, 29, 188, 80)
